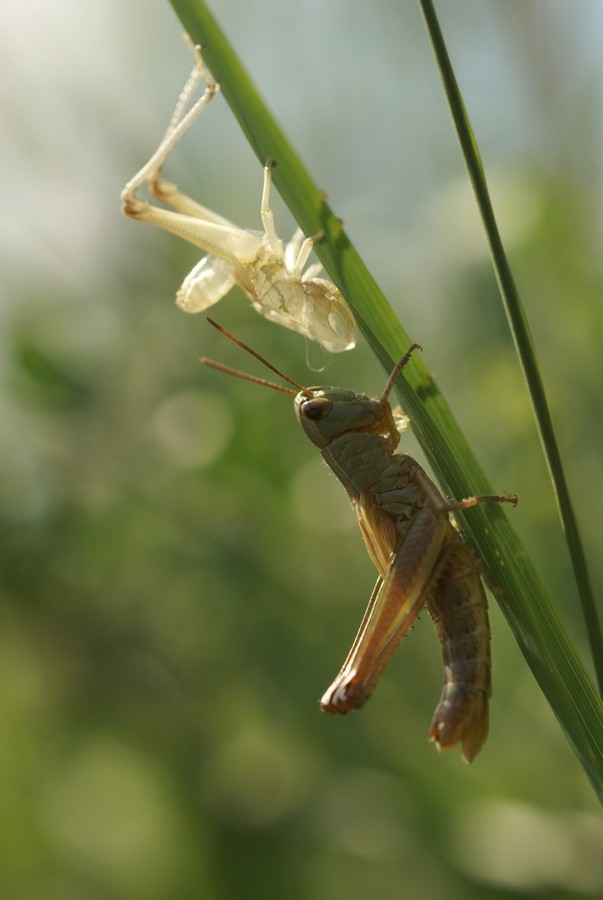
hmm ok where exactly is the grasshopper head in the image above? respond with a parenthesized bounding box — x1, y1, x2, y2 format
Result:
(295, 387, 395, 449)
(201, 321, 409, 453)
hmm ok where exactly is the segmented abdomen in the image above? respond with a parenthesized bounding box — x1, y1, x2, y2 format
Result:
(426, 532, 491, 764)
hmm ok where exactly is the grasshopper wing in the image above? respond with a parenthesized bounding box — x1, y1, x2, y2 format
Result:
(321, 508, 449, 712)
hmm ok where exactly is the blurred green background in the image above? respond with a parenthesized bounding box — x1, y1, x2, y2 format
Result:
(2, 1, 602, 898)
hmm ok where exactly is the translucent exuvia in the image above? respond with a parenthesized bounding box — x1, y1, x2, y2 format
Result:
(121, 43, 356, 353)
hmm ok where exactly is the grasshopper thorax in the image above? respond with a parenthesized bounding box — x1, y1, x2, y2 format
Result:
(295, 388, 397, 450)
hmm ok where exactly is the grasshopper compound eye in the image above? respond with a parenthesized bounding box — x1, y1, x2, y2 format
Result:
(299, 396, 333, 421)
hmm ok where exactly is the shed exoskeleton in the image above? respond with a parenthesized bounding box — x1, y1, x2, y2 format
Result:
(121, 43, 356, 353)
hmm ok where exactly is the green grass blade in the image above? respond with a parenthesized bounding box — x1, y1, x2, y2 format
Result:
(419, 0, 603, 695)
(168, 0, 603, 799)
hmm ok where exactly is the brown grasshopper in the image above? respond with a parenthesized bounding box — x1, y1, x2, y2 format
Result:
(202, 320, 517, 762)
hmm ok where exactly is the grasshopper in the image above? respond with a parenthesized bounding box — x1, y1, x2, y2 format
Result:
(202, 320, 517, 762)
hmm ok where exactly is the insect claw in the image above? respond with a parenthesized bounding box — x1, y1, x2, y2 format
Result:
(266, 156, 278, 169)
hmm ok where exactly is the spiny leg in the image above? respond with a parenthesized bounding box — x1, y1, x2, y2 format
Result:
(166, 45, 210, 137)
(121, 46, 219, 216)
(415, 470, 517, 517)
(447, 492, 518, 512)
(120, 46, 261, 266)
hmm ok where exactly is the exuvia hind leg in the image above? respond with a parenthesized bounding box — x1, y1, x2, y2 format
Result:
(120, 45, 260, 312)
(120, 48, 260, 269)
(121, 45, 219, 215)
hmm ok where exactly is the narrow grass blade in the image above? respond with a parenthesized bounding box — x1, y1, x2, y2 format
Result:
(419, 0, 603, 694)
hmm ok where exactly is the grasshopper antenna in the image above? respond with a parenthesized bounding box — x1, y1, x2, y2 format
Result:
(201, 318, 307, 396)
